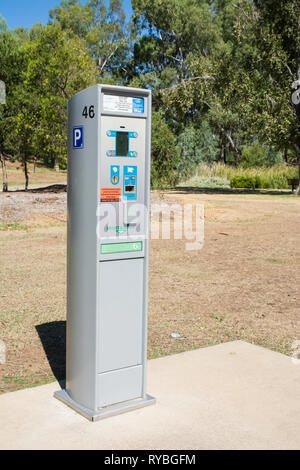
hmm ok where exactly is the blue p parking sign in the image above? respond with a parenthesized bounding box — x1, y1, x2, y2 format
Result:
(73, 126, 84, 149)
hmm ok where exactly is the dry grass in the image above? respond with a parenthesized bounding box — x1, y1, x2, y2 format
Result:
(1, 161, 67, 189)
(148, 191, 300, 358)
(179, 163, 299, 190)
(0, 188, 300, 393)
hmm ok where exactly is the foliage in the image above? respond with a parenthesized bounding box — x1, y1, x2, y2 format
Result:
(0, 14, 7, 33)
(1, 1, 300, 189)
(21, 23, 98, 167)
(193, 162, 297, 189)
(230, 173, 293, 190)
(151, 111, 179, 188)
(130, 0, 223, 118)
(241, 144, 283, 168)
(0, 26, 26, 186)
(176, 122, 219, 179)
(230, 175, 258, 189)
(49, 0, 130, 81)
(162, 0, 300, 172)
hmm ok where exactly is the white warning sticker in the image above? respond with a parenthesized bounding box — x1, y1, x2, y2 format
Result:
(103, 94, 144, 114)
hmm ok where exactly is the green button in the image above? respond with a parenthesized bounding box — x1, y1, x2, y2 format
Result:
(101, 241, 142, 254)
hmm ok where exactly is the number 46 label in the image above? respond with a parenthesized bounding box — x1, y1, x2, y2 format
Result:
(82, 105, 95, 119)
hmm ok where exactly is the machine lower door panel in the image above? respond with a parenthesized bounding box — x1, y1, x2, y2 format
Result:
(98, 258, 144, 373)
(97, 365, 143, 408)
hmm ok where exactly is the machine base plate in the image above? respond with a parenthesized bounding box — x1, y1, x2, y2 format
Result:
(54, 389, 156, 422)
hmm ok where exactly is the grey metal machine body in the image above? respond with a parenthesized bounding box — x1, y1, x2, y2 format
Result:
(54, 84, 155, 421)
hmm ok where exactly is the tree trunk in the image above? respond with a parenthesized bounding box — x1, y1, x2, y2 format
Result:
(0, 151, 8, 192)
(219, 127, 241, 164)
(220, 144, 226, 164)
(283, 148, 288, 163)
(219, 134, 226, 164)
(297, 159, 300, 196)
(294, 144, 300, 196)
(22, 154, 29, 191)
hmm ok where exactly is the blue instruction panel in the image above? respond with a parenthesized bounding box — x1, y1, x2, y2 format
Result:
(123, 165, 137, 200)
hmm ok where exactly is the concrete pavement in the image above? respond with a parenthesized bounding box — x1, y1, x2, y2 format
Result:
(0, 340, 300, 450)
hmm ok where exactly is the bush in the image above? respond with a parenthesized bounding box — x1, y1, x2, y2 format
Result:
(230, 176, 258, 189)
(189, 163, 298, 190)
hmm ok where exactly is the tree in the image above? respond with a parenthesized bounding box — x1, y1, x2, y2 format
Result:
(151, 111, 179, 188)
(240, 143, 282, 168)
(49, 0, 131, 82)
(2, 0, 299, 191)
(0, 14, 7, 34)
(161, 0, 300, 179)
(49, 0, 93, 38)
(130, 0, 223, 118)
(24, 23, 98, 171)
(251, 0, 300, 193)
(177, 122, 219, 179)
(4, 23, 98, 189)
(87, 0, 130, 80)
(0, 25, 25, 191)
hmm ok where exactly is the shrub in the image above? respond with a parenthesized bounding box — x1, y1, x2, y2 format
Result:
(193, 163, 298, 190)
(230, 176, 258, 189)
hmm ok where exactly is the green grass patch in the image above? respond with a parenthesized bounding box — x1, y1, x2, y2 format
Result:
(0, 223, 31, 231)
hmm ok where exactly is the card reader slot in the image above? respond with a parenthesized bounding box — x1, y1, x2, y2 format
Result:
(125, 184, 136, 193)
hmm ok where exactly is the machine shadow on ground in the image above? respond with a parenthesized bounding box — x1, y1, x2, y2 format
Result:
(35, 321, 66, 389)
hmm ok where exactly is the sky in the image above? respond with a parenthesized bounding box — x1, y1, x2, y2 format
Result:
(0, 0, 133, 30)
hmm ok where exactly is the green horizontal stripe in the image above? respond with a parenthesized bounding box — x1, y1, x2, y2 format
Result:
(101, 241, 143, 254)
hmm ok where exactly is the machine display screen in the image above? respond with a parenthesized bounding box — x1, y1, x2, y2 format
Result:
(116, 132, 129, 156)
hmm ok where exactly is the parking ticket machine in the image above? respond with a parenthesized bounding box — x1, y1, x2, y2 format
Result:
(54, 85, 155, 421)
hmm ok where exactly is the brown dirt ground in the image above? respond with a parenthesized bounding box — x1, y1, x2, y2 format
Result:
(0, 189, 299, 393)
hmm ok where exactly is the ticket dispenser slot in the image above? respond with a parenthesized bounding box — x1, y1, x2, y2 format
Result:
(123, 165, 137, 200)
(54, 85, 155, 421)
